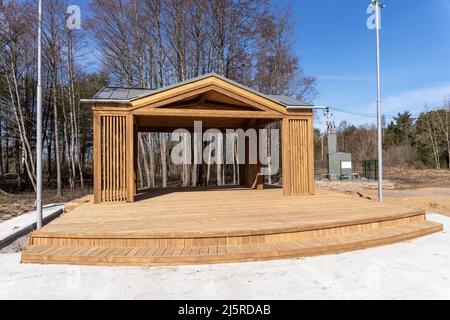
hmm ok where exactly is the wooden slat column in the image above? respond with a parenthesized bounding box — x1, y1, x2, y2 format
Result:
(93, 112, 102, 203)
(126, 115, 136, 202)
(282, 117, 315, 196)
(93, 114, 128, 204)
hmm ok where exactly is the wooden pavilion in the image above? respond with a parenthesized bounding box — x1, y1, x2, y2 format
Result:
(89, 73, 317, 203)
(20, 74, 443, 266)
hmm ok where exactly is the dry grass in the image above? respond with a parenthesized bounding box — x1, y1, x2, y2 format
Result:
(0, 188, 92, 221)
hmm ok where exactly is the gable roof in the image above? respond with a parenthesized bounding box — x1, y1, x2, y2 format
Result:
(82, 73, 319, 109)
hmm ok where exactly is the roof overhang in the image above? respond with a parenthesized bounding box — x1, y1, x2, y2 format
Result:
(80, 99, 131, 104)
(287, 105, 327, 110)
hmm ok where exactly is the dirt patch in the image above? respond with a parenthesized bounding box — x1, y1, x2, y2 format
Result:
(384, 167, 450, 189)
(317, 168, 450, 216)
(0, 188, 91, 222)
(374, 189, 450, 217)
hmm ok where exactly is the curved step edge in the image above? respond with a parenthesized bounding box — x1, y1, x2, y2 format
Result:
(21, 221, 443, 266)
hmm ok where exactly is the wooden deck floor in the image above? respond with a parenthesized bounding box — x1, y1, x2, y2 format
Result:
(22, 187, 443, 265)
(31, 187, 426, 237)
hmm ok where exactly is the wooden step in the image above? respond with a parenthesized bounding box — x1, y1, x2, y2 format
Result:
(21, 221, 443, 266)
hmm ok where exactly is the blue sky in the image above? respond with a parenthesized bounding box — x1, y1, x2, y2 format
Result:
(277, 0, 450, 127)
(75, 0, 450, 127)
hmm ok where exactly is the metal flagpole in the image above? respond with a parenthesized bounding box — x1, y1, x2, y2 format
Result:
(373, 0, 385, 203)
(36, 0, 43, 229)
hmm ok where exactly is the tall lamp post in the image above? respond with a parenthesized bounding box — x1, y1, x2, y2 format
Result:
(372, 0, 385, 203)
(36, 0, 43, 229)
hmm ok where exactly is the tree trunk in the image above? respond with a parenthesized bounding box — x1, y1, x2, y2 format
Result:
(207, 143, 212, 186)
(67, 29, 85, 190)
(216, 134, 223, 186)
(47, 122, 52, 185)
(182, 132, 190, 187)
(0, 124, 3, 177)
(139, 134, 151, 188)
(436, 108, 450, 169)
(148, 133, 156, 188)
(159, 133, 167, 188)
(5, 72, 36, 190)
(5, 131, 9, 174)
(426, 112, 441, 169)
(15, 141, 21, 191)
(61, 79, 74, 189)
(52, 82, 62, 198)
(137, 138, 144, 190)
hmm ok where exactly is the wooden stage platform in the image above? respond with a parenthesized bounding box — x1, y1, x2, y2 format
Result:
(21, 187, 443, 266)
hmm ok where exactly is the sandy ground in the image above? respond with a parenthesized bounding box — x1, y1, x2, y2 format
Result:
(0, 213, 448, 300)
(317, 178, 450, 216)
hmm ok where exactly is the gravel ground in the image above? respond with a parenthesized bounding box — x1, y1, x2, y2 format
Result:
(0, 235, 29, 254)
(0, 214, 448, 300)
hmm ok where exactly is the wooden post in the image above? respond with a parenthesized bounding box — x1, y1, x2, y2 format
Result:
(126, 115, 135, 202)
(282, 118, 291, 196)
(239, 164, 245, 187)
(244, 125, 263, 190)
(308, 116, 316, 194)
(93, 112, 102, 203)
(282, 116, 315, 196)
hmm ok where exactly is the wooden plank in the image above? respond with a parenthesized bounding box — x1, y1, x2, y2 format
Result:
(29, 188, 430, 239)
(93, 113, 101, 203)
(110, 117, 114, 202)
(122, 116, 126, 201)
(108, 117, 111, 202)
(126, 115, 135, 202)
(21, 220, 443, 266)
(101, 116, 106, 202)
(307, 116, 315, 194)
(282, 118, 290, 196)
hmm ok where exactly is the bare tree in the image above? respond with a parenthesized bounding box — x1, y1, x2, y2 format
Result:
(159, 132, 167, 187)
(425, 110, 441, 169)
(0, 1, 36, 190)
(436, 101, 450, 169)
(44, 0, 66, 197)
